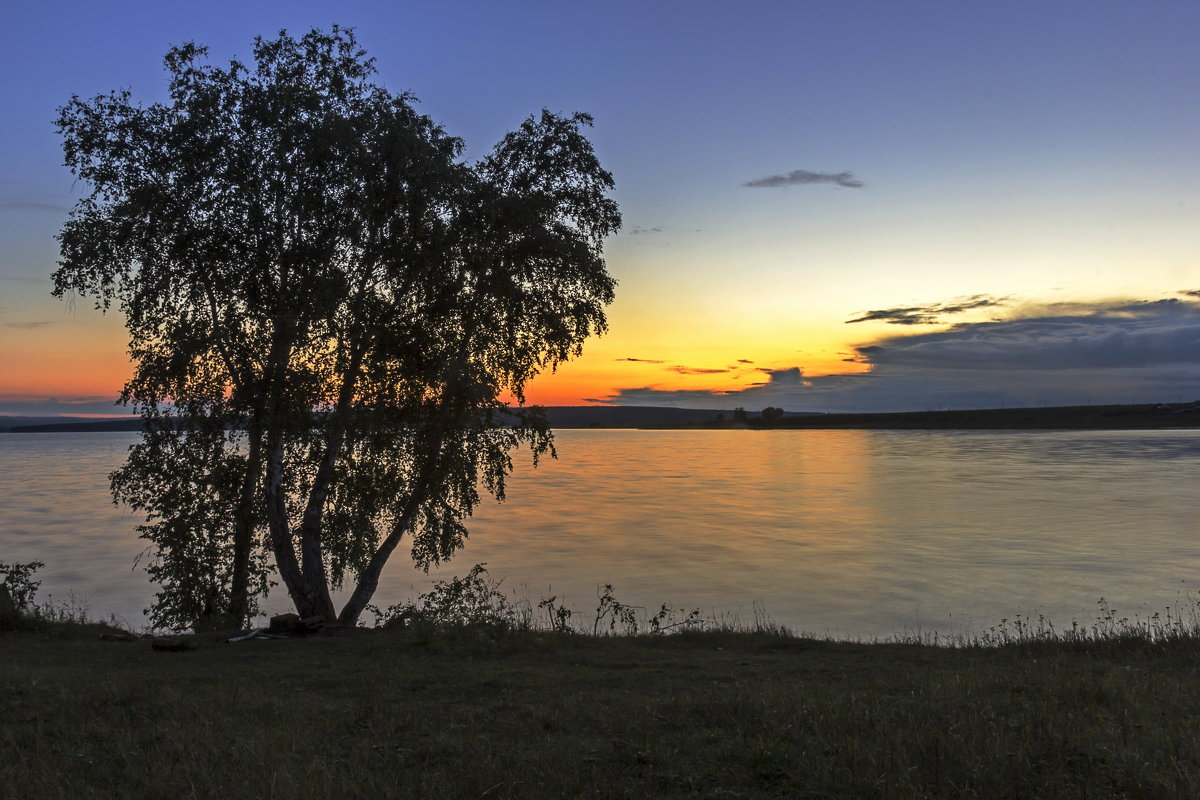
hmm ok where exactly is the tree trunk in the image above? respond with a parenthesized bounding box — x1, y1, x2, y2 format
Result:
(338, 429, 447, 626)
(259, 316, 336, 620)
(264, 428, 311, 615)
(337, 514, 411, 626)
(227, 412, 264, 627)
(294, 346, 366, 623)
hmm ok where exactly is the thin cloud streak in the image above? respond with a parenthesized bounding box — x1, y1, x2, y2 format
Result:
(0, 395, 131, 417)
(847, 295, 1007, 325)
(744, 170, 864, 189)
(668, 366, 729, 375)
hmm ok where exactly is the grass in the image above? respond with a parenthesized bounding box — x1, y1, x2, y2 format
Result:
(6, 586, 1200, 799)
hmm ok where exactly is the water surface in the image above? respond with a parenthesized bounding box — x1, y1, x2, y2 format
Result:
(1, 428, 1196, 636)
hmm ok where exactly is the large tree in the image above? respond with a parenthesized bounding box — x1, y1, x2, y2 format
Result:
(54, 27, 619, 629)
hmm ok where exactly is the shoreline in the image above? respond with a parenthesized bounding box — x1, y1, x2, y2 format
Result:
(4, 400, 1199, 433)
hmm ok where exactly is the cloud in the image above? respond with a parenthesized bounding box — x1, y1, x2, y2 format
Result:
(5, 321, 53, 329)
(616, 357, 665, 364)
(861, 299, 1200, 372)
(1180, 289, 1200, 298)
(628, 225, 663, 235)
(0, 395, 132, 417)
(598, 295, 1200, 412)
(846, 295, 1006, 325)
(594, 386, 734, 406)
(736, 359, 754, 364)
(0, 200, 71, 212)
(668, 365, 730, 375)
(0, 274, 46, 283)
(743, 170, 864, 189)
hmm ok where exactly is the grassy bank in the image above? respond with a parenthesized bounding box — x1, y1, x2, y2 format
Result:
(5, 618, 1200, 799)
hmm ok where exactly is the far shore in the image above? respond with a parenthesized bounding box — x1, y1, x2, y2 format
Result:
(4, 400, 1199, 433)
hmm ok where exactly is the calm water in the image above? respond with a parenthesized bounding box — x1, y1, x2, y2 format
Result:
(1, 428, 1197, 636)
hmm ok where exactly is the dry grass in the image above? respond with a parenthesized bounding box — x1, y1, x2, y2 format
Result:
(5, 617, 1200, 799)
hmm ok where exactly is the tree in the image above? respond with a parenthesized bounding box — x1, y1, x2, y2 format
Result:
(54, 27, 619, 629)
(761, 407, 784, 424)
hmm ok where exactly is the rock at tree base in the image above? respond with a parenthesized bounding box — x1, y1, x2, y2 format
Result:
(266, 613, 327, 636)
(151, 637, 196, 652)
(268, 613, 302, 635)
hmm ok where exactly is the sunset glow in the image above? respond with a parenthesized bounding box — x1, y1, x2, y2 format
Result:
(2, 1, 1197, 416)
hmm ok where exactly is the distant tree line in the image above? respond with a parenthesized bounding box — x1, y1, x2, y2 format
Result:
(707, 407, 786, 427)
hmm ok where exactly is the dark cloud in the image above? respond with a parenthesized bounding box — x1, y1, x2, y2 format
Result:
(744, 170, 864, 189)
(1178, 289, 1200, 298)
(736, 359, 754, 364)
(846, 295, 1006, 325)
(0, 200, 70, 212)
(598, 387, 733, 406)
(616, 357, 665, 364)
(758, 367, 804, 385)
(628, 225, 663, 235)
(668, 366, 730, 375)
(599, 296, 1200, 412)
(4, 321, 53, 329)
(861, 300, 1200, 372)
(846, 306, 934, 325)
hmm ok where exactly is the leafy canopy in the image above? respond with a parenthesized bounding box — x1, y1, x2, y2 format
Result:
(54, 27, 619, 628)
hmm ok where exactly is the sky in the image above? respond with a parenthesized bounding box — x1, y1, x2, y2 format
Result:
(1, 0, 1198, 416)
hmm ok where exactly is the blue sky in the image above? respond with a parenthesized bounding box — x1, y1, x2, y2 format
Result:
(2, 0, 1198, 414)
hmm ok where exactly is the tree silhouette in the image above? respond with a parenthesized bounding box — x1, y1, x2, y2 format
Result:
(54, 27, 619, 629)
(761, 407, 785, 424)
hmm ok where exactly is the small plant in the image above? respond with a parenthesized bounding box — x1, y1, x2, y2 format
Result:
(368, 568, 707, 637)
(0, 560, 44, 612)
(369, 564, 519, 630)
(591, 584, 704, 636)
(593, 584, 641, 635)
(647, 603, 705, 634)
(537, 595, 575, 633)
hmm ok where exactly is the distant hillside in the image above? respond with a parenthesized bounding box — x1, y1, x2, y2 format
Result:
(5, 403, 1196, 433)
(765, 402, 1200, 431)
(541, 406, 744, 427)
(4, 410, 739, 434)
(2, 417, 143, 433)
(3, 407, 737, 433)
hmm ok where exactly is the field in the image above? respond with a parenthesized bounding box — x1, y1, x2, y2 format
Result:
(4, 618, 1200, 799)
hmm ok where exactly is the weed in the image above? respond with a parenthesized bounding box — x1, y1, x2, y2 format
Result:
(367, 564, 520, 630)
(0, 559, 44, 611)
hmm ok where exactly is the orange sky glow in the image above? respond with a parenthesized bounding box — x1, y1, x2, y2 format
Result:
(1, 2, 1197, 417)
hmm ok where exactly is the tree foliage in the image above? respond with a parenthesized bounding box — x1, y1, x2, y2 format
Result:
(54, 27, 619, 629)
(761, 407, 785, 423)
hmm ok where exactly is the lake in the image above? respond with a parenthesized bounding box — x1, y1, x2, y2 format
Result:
(1, 428, 1197, 637)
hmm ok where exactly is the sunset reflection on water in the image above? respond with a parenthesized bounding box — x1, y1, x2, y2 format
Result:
(2, 428, 1197, 637)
